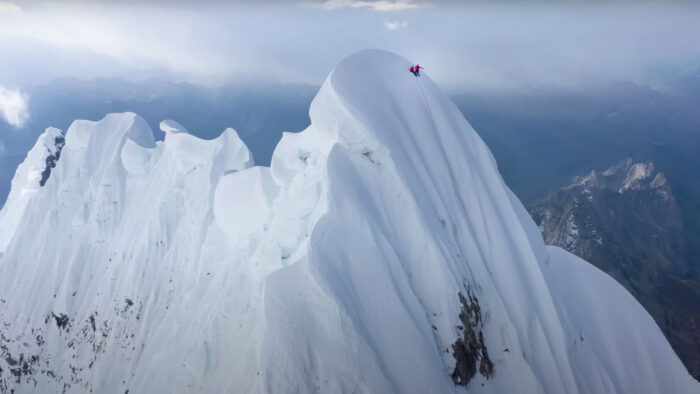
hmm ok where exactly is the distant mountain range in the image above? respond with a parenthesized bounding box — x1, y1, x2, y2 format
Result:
(530, 158, 700, 379)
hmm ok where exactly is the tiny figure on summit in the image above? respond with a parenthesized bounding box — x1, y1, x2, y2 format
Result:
(409, 64, 423, 77)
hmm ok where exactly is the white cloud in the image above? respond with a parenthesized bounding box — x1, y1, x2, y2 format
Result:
(384, 20, 408, 30)
(2, 2, 700, 91)
(0, 86, 28, 128)
(301, 0, 429, 12)
(0, 2, 20, 13)
(0, 6, 231, 83)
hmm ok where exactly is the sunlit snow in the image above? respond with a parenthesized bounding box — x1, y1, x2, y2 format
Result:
(0, 50, 696, 394)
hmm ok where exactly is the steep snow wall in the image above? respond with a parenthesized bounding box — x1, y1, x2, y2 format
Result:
(0, 50, 697, 394)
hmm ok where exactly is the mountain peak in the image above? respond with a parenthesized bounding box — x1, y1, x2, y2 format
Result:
(619, 161, 655, 193)
(0, 51, 697, 393)
(530, 158, 697, 378)
(571, 158, 669, 196)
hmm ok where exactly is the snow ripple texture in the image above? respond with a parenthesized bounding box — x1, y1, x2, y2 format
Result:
(0, 50, 697, 394)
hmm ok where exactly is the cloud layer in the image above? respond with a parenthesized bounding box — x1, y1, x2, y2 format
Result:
(0, 86, 28, 128)
(1, 2, 700, 91)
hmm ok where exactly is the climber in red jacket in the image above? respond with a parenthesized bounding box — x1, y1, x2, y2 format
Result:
(409, 64, 423, 77)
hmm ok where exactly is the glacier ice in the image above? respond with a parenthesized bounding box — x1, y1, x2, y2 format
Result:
(0, 50, 697, 394)
(214, 166, 278, 238)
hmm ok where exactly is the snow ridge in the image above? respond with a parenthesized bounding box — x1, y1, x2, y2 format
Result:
(0, 126, 64, 254)
(0, 50, 697, 394)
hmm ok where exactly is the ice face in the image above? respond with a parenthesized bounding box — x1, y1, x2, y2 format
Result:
(214, 166, 278, 238)
(0, 127, 64, 252)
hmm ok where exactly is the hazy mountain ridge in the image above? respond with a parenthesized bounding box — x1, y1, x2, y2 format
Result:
(530, 158, 700, 380)
(455, 79, 700, 312)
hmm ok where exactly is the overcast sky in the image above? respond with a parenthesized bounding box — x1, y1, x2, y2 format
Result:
(1, 0, 700, 125)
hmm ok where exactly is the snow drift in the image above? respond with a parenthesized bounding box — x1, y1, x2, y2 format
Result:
(0, 50, 697, 394)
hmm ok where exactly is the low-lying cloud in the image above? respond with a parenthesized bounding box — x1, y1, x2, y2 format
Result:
(0, 86, 28, 128)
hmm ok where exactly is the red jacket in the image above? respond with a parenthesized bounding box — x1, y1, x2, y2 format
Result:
(409, 66, 415, 72)
(415, 64, 423, 70)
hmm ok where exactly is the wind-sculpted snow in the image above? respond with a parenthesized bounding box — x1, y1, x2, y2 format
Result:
(0, 127, 64, 254)
(0, 50, 697, 393)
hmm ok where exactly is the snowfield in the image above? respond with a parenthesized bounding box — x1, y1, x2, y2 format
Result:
(0, 50, 697, 393)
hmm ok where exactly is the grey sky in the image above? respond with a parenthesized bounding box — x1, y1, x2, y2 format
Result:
(1, 0, 700, 93)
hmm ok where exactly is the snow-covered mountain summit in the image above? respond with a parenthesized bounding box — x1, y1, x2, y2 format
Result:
(571, 157, 668, 195)
(0, 50, 697, 393)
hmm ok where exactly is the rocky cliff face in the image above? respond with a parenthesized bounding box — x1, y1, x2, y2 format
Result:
(531, 158, 700, 380)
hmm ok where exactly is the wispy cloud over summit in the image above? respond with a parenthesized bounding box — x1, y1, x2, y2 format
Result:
(384, 20, 408, 30)
(0, 2, 20, 13)
(300, 0, 429, 12)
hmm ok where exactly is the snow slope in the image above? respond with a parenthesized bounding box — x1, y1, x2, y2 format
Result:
(0, 50, 697, 393)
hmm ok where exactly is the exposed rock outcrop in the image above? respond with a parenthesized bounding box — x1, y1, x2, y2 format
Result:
(530, 158, 700, 380)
